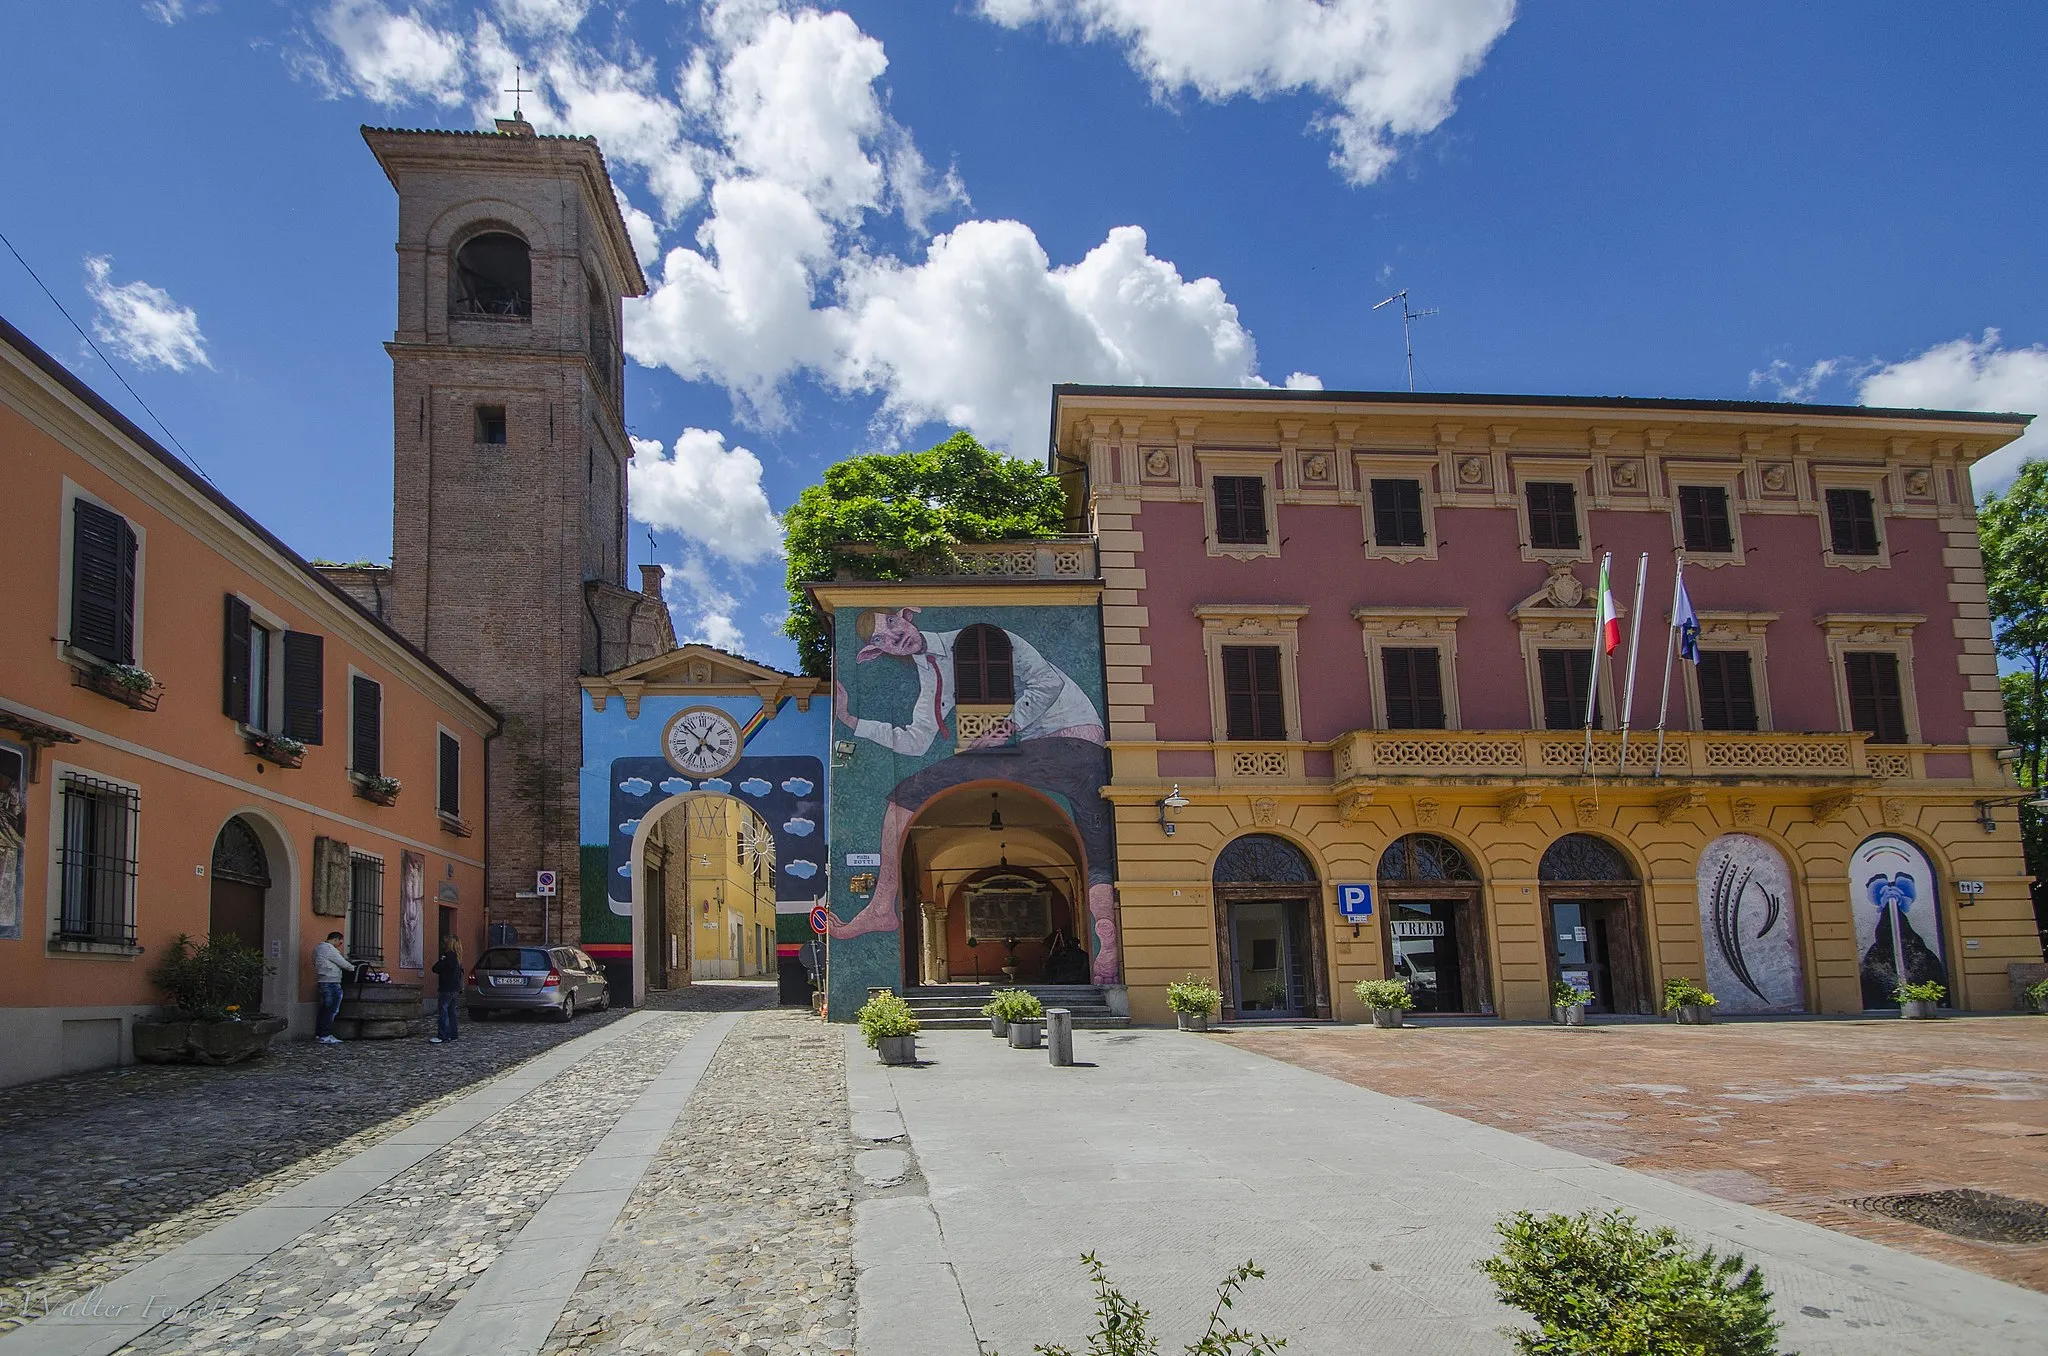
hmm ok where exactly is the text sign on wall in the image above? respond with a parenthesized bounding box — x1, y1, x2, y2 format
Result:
(1390, 920, 1445, 939)
(1336, 884, 1373, 918)
(1956, 879, 1985, 895)
(845, 852, 881, 868)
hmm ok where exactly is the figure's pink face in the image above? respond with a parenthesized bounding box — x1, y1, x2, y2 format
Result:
(856, 611, 925, 662)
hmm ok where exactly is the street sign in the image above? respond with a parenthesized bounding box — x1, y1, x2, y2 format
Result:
(798, 940, 823, 972)
(809, 904, 831, 935)
(1336, 883, 1373, 918)
(535, 870, 558, 897)
(1957, 879, 1985, 895)
(845, 852, 881, 868)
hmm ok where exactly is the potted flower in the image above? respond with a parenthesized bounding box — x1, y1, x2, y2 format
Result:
(133, 934, 285, 1065)
(354, 774, 402, 806)
(1895, 980, 1945, 1020)
(245, 731, 306, 768)
(1354, 977, 1415, 1029)
(858, 990, 920, 1065)
(1167, 974, 1221, 1032)
(982, 987, 1042, 1040)
(2024, 978, 2048, 1015)
(78, 661, 162, 711)
(1663, 976, 1718, 1025)
(1551, 978, 1594, 1027)
(1004, 990, 1048, 1050)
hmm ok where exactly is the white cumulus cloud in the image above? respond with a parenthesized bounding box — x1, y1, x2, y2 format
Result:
(492, 0, 590, 35)
(628, 429, 785, 565)
(976, 0, 1518, 184)
(662, 554, 748, 651)
(84, 256, 212, 373)
(1858, 331, 2048, 495)
(314, 0, 470, 105)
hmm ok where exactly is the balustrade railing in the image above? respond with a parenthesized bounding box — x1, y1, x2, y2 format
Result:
(1331, 729, 1889, 782)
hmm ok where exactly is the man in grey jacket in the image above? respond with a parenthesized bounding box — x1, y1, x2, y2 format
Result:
(312, 931, 356, 1044)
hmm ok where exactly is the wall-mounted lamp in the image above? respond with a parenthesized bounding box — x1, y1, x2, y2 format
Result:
(1158, 784, 1190, 836)
(833, 739, 857, 760)
(1974, 793, 2048, 833)
(988, 792, 1004, 832)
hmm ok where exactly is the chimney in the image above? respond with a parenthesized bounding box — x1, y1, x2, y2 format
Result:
(639, 563, 666, 600)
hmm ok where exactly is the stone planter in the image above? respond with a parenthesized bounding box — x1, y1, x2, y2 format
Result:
(336, 982, 428, 1040)
(1008, 1017, 1044, 1049)
(988, 1015, 1009, 1039)
(1672, 1004, 1714, 1025)
(133, 1016, 286, 1065)
(1900, 999, 1941, 1020)
(875, 1034, 917, 1065)
(1175, 1011, 1210, 1032)
(1370, 1007, 1404, 1029)
(1558, 1003, 1588, 1027)
(75, 665, 161, 711)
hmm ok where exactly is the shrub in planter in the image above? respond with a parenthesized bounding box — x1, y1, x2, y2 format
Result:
(1167, 974, 1221, 1031)
(1477, 1209, 1780, 1356)
(1355, 977, 1414, 1028)
(1662, 976, 1718, 1024)
(151, 933, 265, 1022)
(1018, 1252, 1285, 1356)
(1895, 979, 1946, 1019)
(983, 988, 1043, 1023)
(2028, 978, 2048, 1014)
(1551, 978, 1594, 1025)
(858, 991, 920, 1063)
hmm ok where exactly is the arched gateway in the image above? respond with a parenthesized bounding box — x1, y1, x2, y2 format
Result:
(1213, 833, 1329, 1021)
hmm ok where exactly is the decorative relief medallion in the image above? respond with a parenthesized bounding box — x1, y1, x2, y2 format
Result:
(1303, 453, 1329, 481)
(1732, 797, 1758, 826)
(1761, 464, 1790, 492)
(1904, 468, 1932, 496)
(1497, 789, 1542, 824)
(1611, 460, 1641, 488)
(1143, 447, 1173, 477)
(1542, 563, 1586, 608)
(1883, 798, 1905, 826)
(1415, 798, 1441, 826)
(1250, 797, 1278, 826)
(1573, 797, 1599, 827)
(1458, 456, 1486, 485)
(1338, 791, 1374, 824)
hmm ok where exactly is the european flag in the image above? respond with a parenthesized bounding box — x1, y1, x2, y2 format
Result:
(1674, 575, 1701, 664)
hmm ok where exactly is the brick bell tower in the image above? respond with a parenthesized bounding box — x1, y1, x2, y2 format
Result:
(364, 114, 660, 948)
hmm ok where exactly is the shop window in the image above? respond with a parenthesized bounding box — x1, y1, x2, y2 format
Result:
(1538, 649, 1597, 730)
(1678, 486, 1734, 554)
(1222, 645, 1286, 740)
(1696, 650, 1759, 731)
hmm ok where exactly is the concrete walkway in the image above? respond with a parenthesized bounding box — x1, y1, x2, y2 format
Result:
(855, 1026, 2048, 1355)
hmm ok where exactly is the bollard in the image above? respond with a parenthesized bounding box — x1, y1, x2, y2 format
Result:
(1047, 1008, 1074, 1066)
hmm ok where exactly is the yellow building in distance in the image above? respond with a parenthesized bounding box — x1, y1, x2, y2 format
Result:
(641, 794, 778, 984)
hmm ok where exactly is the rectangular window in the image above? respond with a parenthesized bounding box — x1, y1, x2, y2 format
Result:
(70, 499, 139, 665)
(475, 405, 507, 445)
(1825, 488, 1881, 556)
(438, 731, 461, 817)
(1844, 651, 1908, 743)
(1370, 479, 1427, 547)
(1525, 482, 1581, 552)
(1696, 650, 1759, 731)
(1381, 647, 1447, 729)
(1678, 485, 1735, 554)
(348, 853, 385, 963)
(1221, 644, 1286, 740)
(1212, 475, 1268, 546)
(56, 774, 139, 946)
(282, 631, 325, 744)
(222, 594, 252, 723)
(351, 674, 383, 777)
(1538, 648, 1598, 730)
(249, 623, 273, 731)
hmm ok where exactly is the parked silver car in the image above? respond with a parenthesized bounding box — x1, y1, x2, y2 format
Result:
(466, 946, 610, 1021)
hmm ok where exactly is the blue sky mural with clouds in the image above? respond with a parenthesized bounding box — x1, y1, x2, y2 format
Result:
(3, 2, 2043, 675)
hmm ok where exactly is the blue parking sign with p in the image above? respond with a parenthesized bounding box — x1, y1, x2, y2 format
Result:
(1337, 884, 1373, 918)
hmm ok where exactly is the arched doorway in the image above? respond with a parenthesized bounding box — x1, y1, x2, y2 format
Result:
(1539, 833, 1649, 1015)
(1849, 833, 1948, 1010)
(1378, 833, 1491, 1015)
(209, 818, 269, 949)
(1213, 833, 1329, 1021)
(1697, 833, 1805, 1013)
(630, 791, 778, 999)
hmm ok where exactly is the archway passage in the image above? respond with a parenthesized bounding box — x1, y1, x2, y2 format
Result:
(635, 792, 779, 995)
(209, 817, 269, 950)
(897, 783, 1090, 988)
(1214, 833, 1330, 1022)
(1378, 833, 1491, 1015)
(1539, 833, 1650, 1015)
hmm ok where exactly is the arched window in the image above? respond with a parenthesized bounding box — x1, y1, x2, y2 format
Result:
(451, 231, 531, 317)
(1213, 833, 1317, 885)
(1539, 833, 1635, 882)
(953, 623, 1014, 703)
(1378, 833, 1477, 884)
(211, 817, 270, 888)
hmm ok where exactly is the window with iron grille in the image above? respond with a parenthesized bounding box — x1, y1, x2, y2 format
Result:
(1212, 476, 1268, 546)
(1696, 650, 1759, 731)
(1678, 486, 1735, 554)
(56, 774, 139, 945)
(952, 623, 1015, 702)
(437, 731, 461, 816)
(1538, 649, 1598, 730)
(1381, 647, 1446, 729)
(1844, 651, 1908, 743)
(1826, 488, 1882, 556)
(1222, 645, 1286, 740)
(1370, 479, 1427, 547)
(349, 854, 385, 962)
(1524, 482, 1581, 551)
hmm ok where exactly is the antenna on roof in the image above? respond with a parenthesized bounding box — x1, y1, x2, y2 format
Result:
(1371, 289, 1439, 393)
(505, 64, 532, 122)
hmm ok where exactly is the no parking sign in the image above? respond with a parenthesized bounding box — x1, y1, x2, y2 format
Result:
(809, 905, 832, 935)
(1337, 883, 1373, 919)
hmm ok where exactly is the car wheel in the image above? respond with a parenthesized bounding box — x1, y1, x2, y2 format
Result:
(557, 993, 575, 1023)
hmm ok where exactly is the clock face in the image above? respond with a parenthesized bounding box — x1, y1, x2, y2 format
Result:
(663, 706, 743, 778)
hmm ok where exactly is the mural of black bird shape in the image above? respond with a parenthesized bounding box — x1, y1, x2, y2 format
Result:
(1708, 855, 1782, 1003)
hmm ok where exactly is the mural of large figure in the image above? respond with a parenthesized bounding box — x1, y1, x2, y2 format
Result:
(1850, 833, 1947, 1009)
(0, 744, 23, 941)
(830, 606, 1118, 986)
(1696, 834, 1803, 1013)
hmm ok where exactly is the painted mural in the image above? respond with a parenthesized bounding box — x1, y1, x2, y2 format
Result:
(826, 602, 1113, 1015)
(1850, 833, 1948, 1009)
(1695, 834, 1803, 1013)
(0, 744, 22, 940)
(398, 851, 426, 971)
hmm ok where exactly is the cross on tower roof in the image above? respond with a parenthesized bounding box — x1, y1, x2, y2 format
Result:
(505, 64, 532, 121)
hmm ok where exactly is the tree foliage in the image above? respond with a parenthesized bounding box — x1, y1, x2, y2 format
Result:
(780, 431, 1068, 675)
(1978, 460, 2048, 930)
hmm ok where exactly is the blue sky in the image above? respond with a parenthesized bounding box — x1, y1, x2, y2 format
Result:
(4, 1, 2044, 672)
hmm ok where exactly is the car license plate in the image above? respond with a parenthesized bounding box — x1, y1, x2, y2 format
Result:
(490, 975, 523, 986)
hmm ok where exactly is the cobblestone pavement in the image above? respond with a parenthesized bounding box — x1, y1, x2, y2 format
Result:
(542, 1007, 855, 1356)
(1222, 1015, 2048, 1291)
(0, 1009, 630, 1332)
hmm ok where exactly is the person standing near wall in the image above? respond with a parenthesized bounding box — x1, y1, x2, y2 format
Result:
(430, 939, 463, 1043)
(311, 931, 357, 1045)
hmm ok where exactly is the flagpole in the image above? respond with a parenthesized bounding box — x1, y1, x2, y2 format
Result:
(1653, 556, 1684, 777)
(1617, 552, 1649, 772)
(1582, 551, 1610, 775)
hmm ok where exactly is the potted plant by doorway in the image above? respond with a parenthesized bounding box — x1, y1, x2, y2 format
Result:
(1167, 974, 1221, 1032)
(1551, 978, 1594, 1027)
(133, 934, 284, 1065)
(1895, 979, 1945, 1020)
(1663, 976, 1718, 1025)
(2026, 978, 2048, 1015)
(1355, 978, 1415, 1029)
(858, 990, 921, 1065)
(984, 987, 1041, 1039)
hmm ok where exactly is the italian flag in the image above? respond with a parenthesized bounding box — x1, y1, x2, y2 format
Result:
(1596, 555, 1622, 653)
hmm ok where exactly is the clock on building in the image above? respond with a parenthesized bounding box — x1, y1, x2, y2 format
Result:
(662, 706, 743, 777)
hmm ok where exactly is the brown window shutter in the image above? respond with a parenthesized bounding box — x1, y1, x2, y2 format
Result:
(1679, 486, 1734, 553)
(351, 674, 382, 776)
(954, 625, 985, 703)
(282, 632, 324, 744)
(1827, 489, 1881, 555)
(1222, 645, 1256, 739)
(70, 499, 137, 665)
(1214, 476, 1268, 545)
(1252, 645, 1285, 739)
(1381, 647, 1445, 729)
(438, 731, 461, 816)
(222, 594, 252, 722)
(1371, 480, 1426, 547)
(1845, 652, 1907, 743)
(1697, 651, 1758, 731)
(1540, 649, 1596, 730)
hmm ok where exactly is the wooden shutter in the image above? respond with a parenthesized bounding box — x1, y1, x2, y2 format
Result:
(1381, 648, 1445, 729)
(1679, 487, 1734, 553)
(1845, 652, 1907, 743)
(1222, 645, 1285, 739)
(1826, 489, 1880, 555)
(222, 594, 252, 722)
(1371, 480, 1425, 547)
(438, 731, 461, 816)
(1696, 651, 1758, 731)
(1539, 649, 1596, 730)
(1214, 476, 1267, 545)
(282, 632, 324, 743)
(70, 499, 137, 664)
(953, 624, 1013, 703)
(1526, 483, 1579, 551)
(351, 674, 382, 776)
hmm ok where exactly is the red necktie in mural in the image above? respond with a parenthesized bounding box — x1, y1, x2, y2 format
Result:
(927, 655, 948, 740)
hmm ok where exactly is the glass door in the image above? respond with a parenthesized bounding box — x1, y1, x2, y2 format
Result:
(1550, 899, 1622, 1013)
(1388, 899, 1465, 1013)
(1228, 898, 1304, 1017)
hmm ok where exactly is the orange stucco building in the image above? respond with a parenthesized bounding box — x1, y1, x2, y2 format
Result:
(0, 317, 499, 1086)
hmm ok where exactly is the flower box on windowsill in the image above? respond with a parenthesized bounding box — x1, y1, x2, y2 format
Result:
(244, 732, 306, 768)
(437, 811, 474, 838)
(73, 662, 161, 711)
(353, 774, 402, 807)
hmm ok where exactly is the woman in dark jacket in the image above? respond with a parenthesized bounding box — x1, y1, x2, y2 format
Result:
(430, 939, 463, 1043)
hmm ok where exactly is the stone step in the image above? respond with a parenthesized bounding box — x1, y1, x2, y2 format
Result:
(916, 1015, 1130, 1031)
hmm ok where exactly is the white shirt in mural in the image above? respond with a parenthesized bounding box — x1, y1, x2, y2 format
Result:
(853, 628, 1102, 756)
